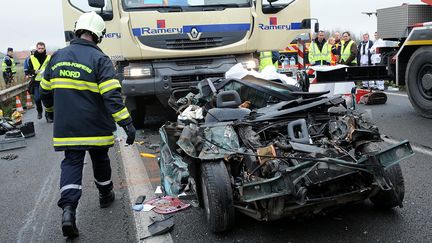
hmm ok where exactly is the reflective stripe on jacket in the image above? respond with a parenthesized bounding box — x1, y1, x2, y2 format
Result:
(30, 55, 51, 81)
(40, 38, 132, 151)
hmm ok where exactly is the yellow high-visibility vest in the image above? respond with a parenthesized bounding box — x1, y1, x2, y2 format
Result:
(341, 40, 357, 64)
(259, 51, 278, 71)
(30, 55, 51, 81)
(309, 41, 331, 65)
(2, 57, 16, 73)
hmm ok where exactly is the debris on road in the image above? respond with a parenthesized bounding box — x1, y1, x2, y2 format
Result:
(132, 204, 144, 211)
(154, 186, 163, 197)
(0, 133, 26, 151)
(1, 153, 18, 160)
(145, 196, 190, 214)
(140, 216, 175, 240)
(148, 216, 174, 236)
(135, 195, 146, 205)
(140, 153, 156, 159)
(149, 144, 159, 150)
(360, 92, 388, 105)
(142, 204, 156, 212)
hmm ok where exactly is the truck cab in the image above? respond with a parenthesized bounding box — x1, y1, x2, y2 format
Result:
(62, 0, 312, 126)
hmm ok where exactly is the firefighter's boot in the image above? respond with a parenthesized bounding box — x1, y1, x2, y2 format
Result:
(99, 190, 115, 208)
(62, 205, 79, 237)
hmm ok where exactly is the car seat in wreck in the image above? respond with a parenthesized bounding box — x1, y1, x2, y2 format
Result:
(205, 90, 250, 123)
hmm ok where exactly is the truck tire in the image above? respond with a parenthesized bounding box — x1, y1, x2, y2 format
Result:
(200, 161, 235, 233)
(359, 142, 405, 209)
(406, 46, 432, 118)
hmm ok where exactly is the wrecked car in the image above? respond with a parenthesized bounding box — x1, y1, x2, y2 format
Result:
(158, 77, 414, 233)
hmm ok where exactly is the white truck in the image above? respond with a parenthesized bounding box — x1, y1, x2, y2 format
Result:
(62, 0, 315, 126)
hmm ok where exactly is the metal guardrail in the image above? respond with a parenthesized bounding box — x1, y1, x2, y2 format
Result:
(0, 82, 29, 102)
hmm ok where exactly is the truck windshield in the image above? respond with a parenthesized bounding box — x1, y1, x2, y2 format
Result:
(123, 0, 251, 10)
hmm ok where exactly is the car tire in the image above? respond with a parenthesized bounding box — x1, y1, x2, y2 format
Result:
(406, 46, 432, 118)
(200, 161, 235, 233)
(360, 142, 405, 209)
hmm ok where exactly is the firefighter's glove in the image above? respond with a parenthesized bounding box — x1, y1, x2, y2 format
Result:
(122, 123, 136, 145)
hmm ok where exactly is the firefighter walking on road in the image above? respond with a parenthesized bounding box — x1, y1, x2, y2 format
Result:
(26, 42, 51, 121)
(40, 11, 136, 238)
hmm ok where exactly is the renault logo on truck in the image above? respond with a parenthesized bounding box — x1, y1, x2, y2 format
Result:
(188, 27, 202, 41)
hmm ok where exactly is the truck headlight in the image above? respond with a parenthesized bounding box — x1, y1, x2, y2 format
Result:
(124, 65, 153, 79)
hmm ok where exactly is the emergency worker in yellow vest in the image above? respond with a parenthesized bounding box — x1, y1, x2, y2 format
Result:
(259, 51, 279, 71)
(2, 47, 17, 86)
(40, 12, 136, 238)
(339, 32, 358, 66)
(26, 42, 51, 121)
(308, 31, 331, 66)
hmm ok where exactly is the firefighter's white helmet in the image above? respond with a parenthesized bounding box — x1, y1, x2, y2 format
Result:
(74, 11, 106, 43)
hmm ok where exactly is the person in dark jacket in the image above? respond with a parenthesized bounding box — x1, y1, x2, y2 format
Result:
(358, 33, 373, 66)
(40, 11, 136, 238)
(2, 48, 16, 86)
(23, 48, 36, 75)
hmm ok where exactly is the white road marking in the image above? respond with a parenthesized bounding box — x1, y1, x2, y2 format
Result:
(382, 137, 432, 157)
(17, 167, 57, 243)
(117, 128, 173, 243)
(384, 92, 408, 98)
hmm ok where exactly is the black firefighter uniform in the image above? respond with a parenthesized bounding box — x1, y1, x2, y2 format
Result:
(40, 38, 132, 208)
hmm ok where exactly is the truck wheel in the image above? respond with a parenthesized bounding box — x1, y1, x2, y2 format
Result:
(359, 142, 405, 209)
(406, 46, 432, 118)
(200, 161, 235, 233)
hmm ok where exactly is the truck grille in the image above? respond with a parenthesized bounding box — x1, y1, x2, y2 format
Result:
(166, 37, 223, 50)
(176, 59, 213, 66)
(171, 73, 224, 85)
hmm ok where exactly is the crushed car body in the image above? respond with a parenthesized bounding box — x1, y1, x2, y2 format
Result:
(158, 77, 414, 232)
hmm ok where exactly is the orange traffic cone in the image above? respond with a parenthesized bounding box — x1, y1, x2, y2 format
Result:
(25, 91, 33, 109)
(15, 96, 24, 113)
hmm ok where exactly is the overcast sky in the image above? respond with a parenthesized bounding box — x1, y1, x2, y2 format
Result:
(0, 0, 425, 52)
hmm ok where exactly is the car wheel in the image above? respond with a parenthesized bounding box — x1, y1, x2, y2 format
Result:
(406, 46, 432, 118)
(200, 160, 235, 233)
(360, 142, 405, 209)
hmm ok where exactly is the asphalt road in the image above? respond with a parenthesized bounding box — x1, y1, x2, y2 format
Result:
(137, 91, 432, 243)
(0, 109, 136, 242)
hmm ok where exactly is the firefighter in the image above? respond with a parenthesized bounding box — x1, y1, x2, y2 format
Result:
(339, 32, 358, 66)
(40, 11, 136, 238)
(2, 47, 16, 87)
(26, 42, 51, 121)
(309, 31, 331, 66)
